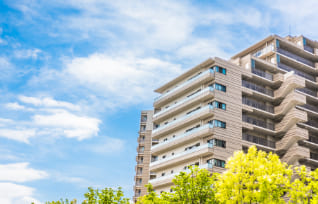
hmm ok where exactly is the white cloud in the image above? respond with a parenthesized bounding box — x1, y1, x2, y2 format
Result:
(87, 136, 125, 154)
(263, 0, 318, 38)
(0, 163, 47, 204)
(33, 110, 100, 140)
(5, 102, 26, 110)
(18, 96, 80, 111)
(65, 53, 183, 107)
(0, 182, 40, 204)
(0, 57, 14, 79)
(0, 163, 48, 183)
(0, 129, 36, 143)
(14, 48, 42, 59)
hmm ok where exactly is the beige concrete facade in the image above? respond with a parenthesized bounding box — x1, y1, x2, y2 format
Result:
(133, 110, 153, 203)
(133, 34, 318, 199)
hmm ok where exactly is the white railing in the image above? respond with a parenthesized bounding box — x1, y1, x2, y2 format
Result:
(253, 44, 274, 57)
(154, 87, 214, 117)
(154, 69, 214, 102)
(152, 105, 214, 133)
(152, 123, 213, 150)
(149, 163, 213, 184)
(150, 143, 213, 167)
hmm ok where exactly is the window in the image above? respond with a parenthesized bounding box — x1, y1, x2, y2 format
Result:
(171, 170, 174, 174)
(213, 66, 227, 75)
(208, 139, 226, 148)
(211, 101, 226, 110)
(141, 115, 147, 122)
(215, 83, 226, 92)
(171, 152, 174, 156)
(209, 120, 226, 128)
(207, 159, 225, 168)
(161, 173, 165, 176)
(139, 146, 144, 153)
(162, 155, 166, 159)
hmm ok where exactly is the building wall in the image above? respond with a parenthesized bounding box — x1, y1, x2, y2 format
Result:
(134, 35, 318, 200)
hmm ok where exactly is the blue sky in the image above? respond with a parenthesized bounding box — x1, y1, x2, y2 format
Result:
(0, 0, 318, 203)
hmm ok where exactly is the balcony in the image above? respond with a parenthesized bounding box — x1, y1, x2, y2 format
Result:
(277, 48, 315, 67)
(150, 143, 213, 171)
(311, 152, 318, 160)
(153, 87, 214, 119)
(154, 69, 215, 103)
(296, 88, 317, 97)
(243, 115, 275, 130)
(242, 133, 275, 148)
(309, 135, 318, 144)
(152, 105, 214, 138)
(242, 97, 274, 113)
(151, 123, 214, 153)
(304, 45, 314, 54)
(242, 80, 274, 97)
(149, 163, 213, 187)
(252, 68, 273, 81)
(277, 63, 316, 82)
(253, 44, 274, 58)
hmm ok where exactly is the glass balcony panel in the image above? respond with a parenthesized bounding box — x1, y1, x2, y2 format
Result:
(242, 97, 274, 113)
(242, 133, 275, 148)
(243, 115, 275, 130)
(252, 68, 273, 81)
(242, 80, 274, 97)
(296, 88, 317, 97)
(278, 63, 316, 82)
(154, 87, 214, 117)
(154, 69, 214, 102)
(277, 48, 314, 67)
(152, 123, 213, 150)
(153, 105, 213, 133)
(150, 143, 213, 166)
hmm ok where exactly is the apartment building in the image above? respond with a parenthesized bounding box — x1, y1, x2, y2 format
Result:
(133, 110, 153, 202)
(133, 35, 318, 197)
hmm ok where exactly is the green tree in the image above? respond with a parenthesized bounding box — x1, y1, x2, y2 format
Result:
(136, 183, 168, 204)
(44, 199, 77, 204)
(138, 167, 218, 204)
(44, 187, 129, 204)
(168, 166, 218, 204)
(288, 165, 318, 204)
(215, 146, 293, 204)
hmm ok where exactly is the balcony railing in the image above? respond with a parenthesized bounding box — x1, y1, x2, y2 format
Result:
(301, 104, 318, 113)
(306, 120, 318, 128)
(154, 87, 214, 117)
(154, 69, 215, 102)
(149, 163, 213, 184)
(277, 63, 316, 82)
(310, 152, 318, 160)
(150, 143, 213, 167)
(242, 80, 274, 97)
(152, 105, 213, 133)
(242, 97, 274, 113)
(152, 123, 213, 150)
(277, 48, 315, 67)
(253, 44, 274, 57)
(252, 68, 273, 81)
(243, 115, 275, 130)
(296, 88, 317, 97)
(304, 45, 314, 54)
(242, 133, 276, 148)
(309, 136, 318, 144)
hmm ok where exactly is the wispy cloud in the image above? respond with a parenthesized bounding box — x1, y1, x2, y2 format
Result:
(0, 163, 47, 204)
(14, 48, 42, 59)
(0, 129, 36, 143)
